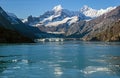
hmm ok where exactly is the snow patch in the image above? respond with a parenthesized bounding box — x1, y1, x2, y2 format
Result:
(45, 16, 79, 27)
(22, 18, 28, 23)
(68, 16, 79, 25)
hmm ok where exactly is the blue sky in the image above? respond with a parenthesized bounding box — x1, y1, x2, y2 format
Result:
(0, 0, 119, 18)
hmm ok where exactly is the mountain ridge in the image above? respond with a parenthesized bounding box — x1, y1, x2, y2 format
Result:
(22, 5, 116, 27)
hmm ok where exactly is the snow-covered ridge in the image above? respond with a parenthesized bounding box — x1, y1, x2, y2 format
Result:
(45, 16, 79, 27)
(81, 5, 116, 18)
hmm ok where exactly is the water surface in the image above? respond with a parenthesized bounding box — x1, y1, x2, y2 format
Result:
(0, 41, 120, 78)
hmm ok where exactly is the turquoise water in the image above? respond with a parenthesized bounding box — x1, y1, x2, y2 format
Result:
(0, 41, 120, 78)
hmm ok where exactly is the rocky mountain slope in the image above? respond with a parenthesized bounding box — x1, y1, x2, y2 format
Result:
(0, 6, 57, 43)
(67, 6, 120, 41)
(82, 6, 120, 41)
(89, 20, 120, 41)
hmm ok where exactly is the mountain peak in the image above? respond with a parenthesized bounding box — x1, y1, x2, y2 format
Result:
(53, 5, 63, 12)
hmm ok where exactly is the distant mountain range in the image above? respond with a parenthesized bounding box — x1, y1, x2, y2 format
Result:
(23, 5, 116, 26)
(22, 5, 116, 35)
(0, 5, 120, 42)
(22, 5, 120, 41)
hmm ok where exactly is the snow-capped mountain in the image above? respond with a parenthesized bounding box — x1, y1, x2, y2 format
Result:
(23, 5, 116, 28)
(22, 5, 86, 27)
(81, 5, 116, 18)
